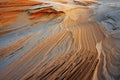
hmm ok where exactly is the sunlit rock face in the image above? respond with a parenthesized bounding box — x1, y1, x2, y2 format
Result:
(0, 0, 120, 80)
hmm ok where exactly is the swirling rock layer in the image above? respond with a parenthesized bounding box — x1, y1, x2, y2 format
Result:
(0, 0, 120, 80)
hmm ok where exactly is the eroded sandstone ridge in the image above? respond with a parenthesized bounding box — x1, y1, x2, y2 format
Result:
(0, 0, 120, 80)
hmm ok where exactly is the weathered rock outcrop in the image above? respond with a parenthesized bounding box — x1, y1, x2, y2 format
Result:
(0, 0, 120, 80)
